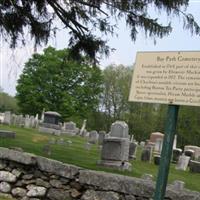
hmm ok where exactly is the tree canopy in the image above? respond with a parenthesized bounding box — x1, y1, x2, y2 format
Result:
(16, 46, 102, 119)
(1, 0, 200, 63)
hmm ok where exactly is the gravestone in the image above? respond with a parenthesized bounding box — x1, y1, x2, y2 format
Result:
(11, 114, 17, 126)
(184, 145, 200, 160)
(82, 130, 89, 138)
(99, 121, 131, 171)
(39, 111, 62, 135)
(3, 111, 11, 125)
(19, 115, 24, 127)
(184, 149, 195, 160)
(141, 145, 153, 162)
(149, 132, 164, 144)
(88, 131, 99, 144)
(41, 108, 45, 122)
(34, 114, 39, 128)
(173, 135, 177, 149)
(65, 121, 76, 130)
(0, 113, 4, 123)
(175, 155, 190, 171)
(110, 121, 129, 138)
(189, 160, 200, 173)
(141, 147, 152, 162)
(29, 116, 35, 128)
(140, 141, 145, 147)
(129, 142, 137, 160)
(15, 115, 22, 127)
(62, 121, 79, 136)
(98, 131, 106, 145)
(24, 115, 30, 128)
(0, 130, 15, 138)
(154, 138, 163, 154)
(79, 119, 87, 136)
(21, 117, 25, 127)
(154, 155, 160, 165)
(172, 148, 182, 163)
(101, 138, 130, 162)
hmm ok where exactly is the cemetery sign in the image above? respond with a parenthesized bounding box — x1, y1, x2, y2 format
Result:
(129, 51, 200, 106)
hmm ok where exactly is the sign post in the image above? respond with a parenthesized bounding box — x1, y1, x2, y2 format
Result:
(129, 51, 200, 200)
(154, 105, 179, 200)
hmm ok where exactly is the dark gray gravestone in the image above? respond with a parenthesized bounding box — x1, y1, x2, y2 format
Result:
(0, 130, 15, 138)
(172, 148, 182, 163)
(154, 155, 161, 165)
(141, 148, 151, 162)
(101, 138, 129, 161)
(189, 160, 200, 173)
(129, 142, 137, 160)
(184, 149, 195, 159)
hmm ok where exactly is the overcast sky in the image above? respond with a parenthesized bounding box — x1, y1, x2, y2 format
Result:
(1, 0, 200, 96)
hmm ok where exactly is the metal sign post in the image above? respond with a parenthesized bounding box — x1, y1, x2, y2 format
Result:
(154, 105, 179, 200)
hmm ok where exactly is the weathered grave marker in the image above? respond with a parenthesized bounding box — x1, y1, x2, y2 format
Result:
(99, 121, 131, 171)
(129, 51, 200, 200)
(0, 130, 15, 138)
(175, 155, 190, 171)
(172, 148, 182, 163)
(88, 130, 99, 144)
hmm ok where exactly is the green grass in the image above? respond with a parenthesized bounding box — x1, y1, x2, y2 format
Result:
(0, 124, 200, 192)
(0, 195, 15, 200)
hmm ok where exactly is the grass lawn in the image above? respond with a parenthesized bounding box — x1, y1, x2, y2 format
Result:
(0, 124, 200, 192)
(0, 195, 15, 200)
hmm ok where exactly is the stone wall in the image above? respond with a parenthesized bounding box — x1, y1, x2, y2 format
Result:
(0, 147, 199, 200)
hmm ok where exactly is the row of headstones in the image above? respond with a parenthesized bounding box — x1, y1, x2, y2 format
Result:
(3, 111, 39, 129)
(62, 121, 108, 146)
(41, 120, 137, 172)
(140, 145, 200, 173)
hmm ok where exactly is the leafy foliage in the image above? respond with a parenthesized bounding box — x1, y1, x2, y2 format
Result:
(0, 90, 19, 113)
(1, 0, 200, 62)
(99, 64, 158, 139)
(16, 46, 102, 119)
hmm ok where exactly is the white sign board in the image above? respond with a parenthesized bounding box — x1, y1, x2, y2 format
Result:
(129, 51, 200, 106)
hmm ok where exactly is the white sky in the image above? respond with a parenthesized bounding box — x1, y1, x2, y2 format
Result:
(0, 1, 200, 96)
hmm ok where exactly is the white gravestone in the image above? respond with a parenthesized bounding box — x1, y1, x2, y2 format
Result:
(3, 111, 11, 125)
(79, 119, 87, 136)
(175, 155, 190, 171)
(154, 138, 163, 154)
(24, 115, 30, 128)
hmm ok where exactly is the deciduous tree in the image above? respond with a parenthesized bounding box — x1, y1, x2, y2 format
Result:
(16, 46, 102, 119)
